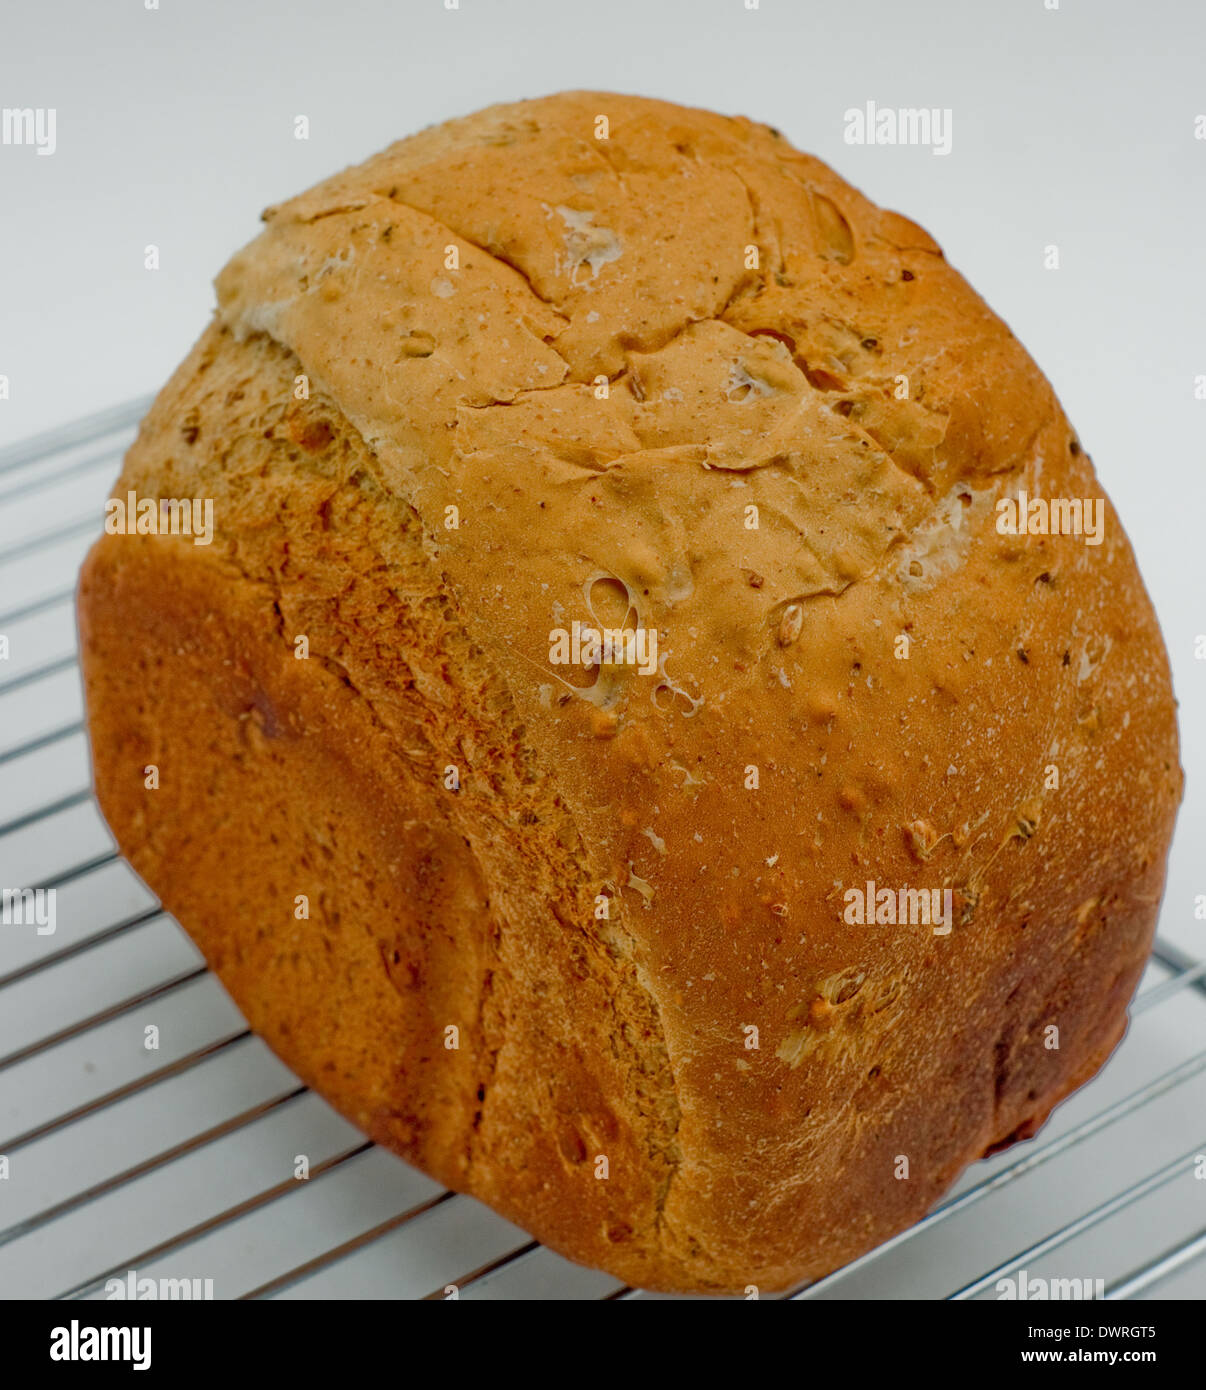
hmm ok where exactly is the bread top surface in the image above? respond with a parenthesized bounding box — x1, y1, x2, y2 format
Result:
(203, 92, 1181, 1271)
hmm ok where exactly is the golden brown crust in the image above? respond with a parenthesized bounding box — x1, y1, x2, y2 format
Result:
(78, 91, 1182, 1293)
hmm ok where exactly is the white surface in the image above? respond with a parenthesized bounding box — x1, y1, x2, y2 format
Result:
(0, 0, 1203, 1299)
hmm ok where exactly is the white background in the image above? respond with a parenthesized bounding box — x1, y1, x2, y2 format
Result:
(4, 0, 1202, 976)
(0, 0, 1203, 1300)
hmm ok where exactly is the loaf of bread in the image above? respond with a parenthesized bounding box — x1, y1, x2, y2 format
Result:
(78, 92, 1182, 1295)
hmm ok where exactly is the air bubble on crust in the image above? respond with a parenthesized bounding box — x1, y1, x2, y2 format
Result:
(642, 826, 667, 856)
(316, 249, 355, 279)
(543, 570, 643, 712)
(554, 206, 623, 282)
(667, 756, 704, 787)
(583, 570, 642, 632)
(626, 863, 655, 906)
(652, 650, 703, 717)
(662, 559, 694, 605)
(1077, 634, 1113, 684)
(725, 360, 776, 403)
(896, 483, 992, 590)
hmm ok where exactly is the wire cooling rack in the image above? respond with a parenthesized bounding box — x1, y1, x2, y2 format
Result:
(0, 401, 1203, 1302)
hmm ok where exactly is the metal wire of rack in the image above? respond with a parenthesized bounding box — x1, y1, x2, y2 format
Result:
(0, 402, 1203, 1302)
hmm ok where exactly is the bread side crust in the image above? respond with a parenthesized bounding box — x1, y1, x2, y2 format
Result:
(79, 327, 691, 1290)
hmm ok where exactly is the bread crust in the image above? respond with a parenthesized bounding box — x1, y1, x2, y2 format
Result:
(78, 92, 1182, 1293)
